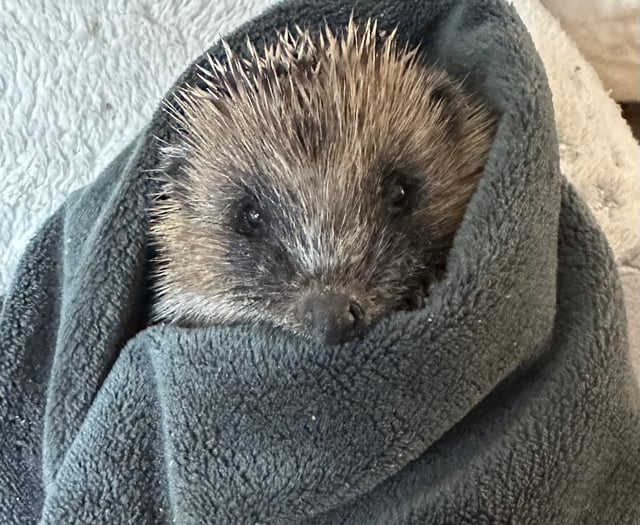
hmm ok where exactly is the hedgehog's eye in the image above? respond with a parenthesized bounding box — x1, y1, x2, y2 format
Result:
(388, 184, 408, 209)
(244, 205, 262, 227)
(236, 201, 264, 236)
(385, 170, 416, 212)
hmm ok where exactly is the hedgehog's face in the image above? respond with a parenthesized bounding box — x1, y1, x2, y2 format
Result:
(208, 164, 440, 345)
(150, 21, 495, 344)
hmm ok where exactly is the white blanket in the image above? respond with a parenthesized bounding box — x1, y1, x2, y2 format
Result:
(0, 0, 269, 292)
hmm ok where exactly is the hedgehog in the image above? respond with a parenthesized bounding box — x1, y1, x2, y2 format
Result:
(149, 19, 496, 345)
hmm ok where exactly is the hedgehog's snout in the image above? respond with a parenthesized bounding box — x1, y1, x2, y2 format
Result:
(299, 292, 368, 345)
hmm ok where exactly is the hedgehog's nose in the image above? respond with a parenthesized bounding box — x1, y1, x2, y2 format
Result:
(300, 293, 366, 345)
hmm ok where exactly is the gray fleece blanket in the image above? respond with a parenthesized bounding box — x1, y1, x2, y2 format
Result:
(2, 0, 639, 523)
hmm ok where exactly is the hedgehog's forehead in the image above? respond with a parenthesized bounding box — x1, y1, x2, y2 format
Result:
(192, 71, 434, 177)
(191, 34, 435, 149)
(185, 82, 432, 210)
(181, 31, 445, 204)
(212, 126, 386, 208)
(177, 24, 445, 186)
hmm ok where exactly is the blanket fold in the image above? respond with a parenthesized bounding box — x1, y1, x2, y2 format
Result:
(1, 0, 639, 523)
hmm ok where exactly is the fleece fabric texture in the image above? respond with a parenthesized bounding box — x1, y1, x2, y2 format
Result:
(508, 0, 640, 380)
(1, 0, 639, 523)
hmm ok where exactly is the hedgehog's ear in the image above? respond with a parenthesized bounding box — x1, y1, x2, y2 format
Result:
(159, 143, 189, 177)
(153, 143, 200, 213)
(155, 142, 191, 202)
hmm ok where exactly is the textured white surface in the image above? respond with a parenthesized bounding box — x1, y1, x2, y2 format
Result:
(511, 0, 640, 258)
(543, 0, 640, 101)
(1, 1, 639, 372)
(0, 0, 274, 293)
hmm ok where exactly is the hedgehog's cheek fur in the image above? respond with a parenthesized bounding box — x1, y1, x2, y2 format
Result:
(152, 269, 432, 344)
